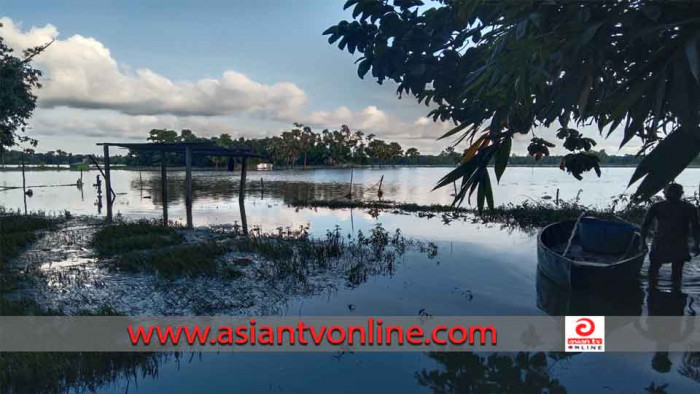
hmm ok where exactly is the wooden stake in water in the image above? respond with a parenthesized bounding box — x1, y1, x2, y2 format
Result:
(378, 175, 384, 199)
(348, 169, 354, 199)
(556, 188, 560, 205)
(22, 152, 27, 215)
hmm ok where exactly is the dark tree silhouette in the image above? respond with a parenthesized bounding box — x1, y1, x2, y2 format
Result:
(0, 23, 50, 149)
(325, 1, 700, 209)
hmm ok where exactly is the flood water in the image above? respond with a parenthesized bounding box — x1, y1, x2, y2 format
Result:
(2, 166, 700, 393)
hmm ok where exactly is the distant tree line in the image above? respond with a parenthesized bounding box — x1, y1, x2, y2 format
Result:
(0, 125, 460, 168)
(3, 125, 694, 169)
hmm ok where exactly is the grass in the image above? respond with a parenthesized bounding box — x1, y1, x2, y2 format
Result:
(291, 194, 652, 230)
(223, 224, 437, 288)
(0, 211, 61, 267)
(0, 297, 48, 316)
(113, 240, 229, 279)
(91, 220, 184, 256)
(291, 199, 469, 213)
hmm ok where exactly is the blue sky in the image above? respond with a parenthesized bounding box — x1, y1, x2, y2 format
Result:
(2, 0, 632, 155)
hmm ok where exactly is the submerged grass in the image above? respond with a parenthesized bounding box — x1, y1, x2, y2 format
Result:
(221, 224, 438, 288)
(114, 240, 229, 279)
(91, 220, 184, 256)
(291, 194, 651, 230)
(0, 211, 62, 267)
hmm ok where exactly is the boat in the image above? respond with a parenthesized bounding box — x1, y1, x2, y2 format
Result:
(537, 218, 647, 289)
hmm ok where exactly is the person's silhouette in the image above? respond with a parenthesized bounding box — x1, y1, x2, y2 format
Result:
(641, 183, 700, 289)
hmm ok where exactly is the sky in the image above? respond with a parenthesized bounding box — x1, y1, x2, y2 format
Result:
(2, 0, 637, 155)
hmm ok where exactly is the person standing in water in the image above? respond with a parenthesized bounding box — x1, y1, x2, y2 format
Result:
(641, 183, 700, 289)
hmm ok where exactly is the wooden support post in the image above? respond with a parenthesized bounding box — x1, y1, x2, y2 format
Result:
(161, 153, 168, 226)
(103, 145, 113, 223)
(185, 146, 193, 229)
(239, 195, 248, 236)
(239, 158, 247, 202)
(240, 158, 248, 235)
(21, 152, 27, 215)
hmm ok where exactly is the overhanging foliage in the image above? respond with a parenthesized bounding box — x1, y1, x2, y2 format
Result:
(325, 0, 700, 210)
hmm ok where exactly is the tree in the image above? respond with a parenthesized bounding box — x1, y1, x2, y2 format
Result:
(147, 129, 179, 143)
(325, 1, 700, 210)
(406, 147, 420, 163)
(387, 141, 404, 164)
(1, 23, 51, 150)
(294, 123, 316, 168)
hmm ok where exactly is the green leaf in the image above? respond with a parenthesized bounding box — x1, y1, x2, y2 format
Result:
(437, 122, 470, 140)
(477, 174, 486, 211)
(344, 0, 360, 10)
(516, 20, 527, 40)
(476, 169, 494, 212)
(580, 22, 602, 46)
(629, 127, 700, 199)
(577, 75, 593, 117)
(494, 136, 511, 183)
(358, 58, 371, 79)
(685, 37, 699, 83)
(483, 170, 494, 210)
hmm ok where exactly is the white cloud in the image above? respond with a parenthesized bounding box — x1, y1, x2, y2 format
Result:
(0, 17, 307, 118)
(4, 16, 635, 156)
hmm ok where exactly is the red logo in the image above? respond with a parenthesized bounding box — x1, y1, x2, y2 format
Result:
(575, 318, 595, 337)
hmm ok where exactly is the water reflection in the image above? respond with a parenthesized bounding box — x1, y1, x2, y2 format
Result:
(416, 352, 568, 393)
(641, 289, 697, 379)
(130, 175, 381, 207)
(536, 269, 645, 317)
(0, 352, 168, 393)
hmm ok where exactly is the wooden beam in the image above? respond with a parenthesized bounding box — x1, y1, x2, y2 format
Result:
(103, 145, 113, 222)
(161, 153, 168, 226)
(185, 146, 193, 229)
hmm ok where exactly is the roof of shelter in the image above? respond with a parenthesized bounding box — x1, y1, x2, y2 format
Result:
(97, 142, 266, 158)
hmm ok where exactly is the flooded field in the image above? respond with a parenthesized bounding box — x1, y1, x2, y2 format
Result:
(2, 166, 700, 393)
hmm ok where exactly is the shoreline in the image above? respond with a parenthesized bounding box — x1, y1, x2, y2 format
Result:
(1, 163, 693, 172)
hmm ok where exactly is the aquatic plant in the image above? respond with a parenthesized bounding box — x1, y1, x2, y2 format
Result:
(290, 196, 651, 231)
(91, 220, 183, 256)
(113, 241, 228, 279)
(0, 211, 61, 267)
(224, 223, 438, 290)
